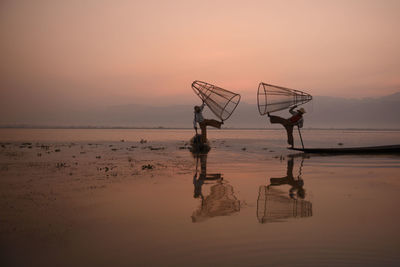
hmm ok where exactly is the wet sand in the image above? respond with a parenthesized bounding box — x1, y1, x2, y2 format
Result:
(1, 129, 400, 266)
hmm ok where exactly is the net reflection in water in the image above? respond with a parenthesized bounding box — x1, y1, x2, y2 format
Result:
(192, 183, 240, 223)
(257, 186, 312, 223)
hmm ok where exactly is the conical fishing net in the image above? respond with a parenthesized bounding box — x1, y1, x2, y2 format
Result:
(257, 82, 312, 115)
(257, 186, 312, 223)
(192, 80, 241, 121)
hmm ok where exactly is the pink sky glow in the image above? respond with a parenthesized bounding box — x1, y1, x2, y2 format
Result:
(1, 0, 399, 112)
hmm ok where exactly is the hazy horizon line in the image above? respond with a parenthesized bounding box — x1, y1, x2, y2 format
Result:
(1, 126, 399, 131)
(109, 91, 400, 107)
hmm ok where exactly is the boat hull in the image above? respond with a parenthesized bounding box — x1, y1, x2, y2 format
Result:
(289, 145, 400, 154)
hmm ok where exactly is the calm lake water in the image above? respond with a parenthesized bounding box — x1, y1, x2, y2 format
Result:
(1, 129, 400, 266)
(1, 128, 400, 146)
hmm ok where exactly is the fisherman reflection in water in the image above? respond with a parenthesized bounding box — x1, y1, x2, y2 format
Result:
(193, 101, 223, 144)
(193, 153, 222, 199)
(268, 155, 305, 199)
(257, 155, 312, 223)
(192, 153, 240, 222)
(268, 105, 306, 148)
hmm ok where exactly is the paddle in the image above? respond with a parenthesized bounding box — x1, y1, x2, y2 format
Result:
(297, 126, 305, 149)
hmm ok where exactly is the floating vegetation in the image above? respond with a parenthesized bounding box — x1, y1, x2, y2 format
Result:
(149, 146, 164, 151)
(56, 162, 67, 168)
(142, 164, 154, 170)
(97, 165, 117, 172)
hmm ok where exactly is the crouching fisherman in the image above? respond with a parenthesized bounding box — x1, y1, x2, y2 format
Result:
(268, 106, 306, 148)
(193, 102, 223, 144)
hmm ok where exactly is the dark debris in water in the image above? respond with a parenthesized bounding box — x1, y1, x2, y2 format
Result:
(141, 146, 165, 150)
(56, 162, 68, 168)
(150, 146, 165, 151)
(142, 164, 154, 170)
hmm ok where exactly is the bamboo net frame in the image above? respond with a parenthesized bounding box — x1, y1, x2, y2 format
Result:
(257, 82, 312, 115)
(192, 80, 241, 121)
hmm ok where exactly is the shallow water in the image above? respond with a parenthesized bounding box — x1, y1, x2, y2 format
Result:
(1, 129, 400, 266)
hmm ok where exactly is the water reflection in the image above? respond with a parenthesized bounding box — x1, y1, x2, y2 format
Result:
(257, 154, 313, 223)
(192, 153, 240, 223)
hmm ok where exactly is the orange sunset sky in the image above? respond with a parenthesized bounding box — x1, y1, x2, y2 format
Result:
(1, 0, 399, 113)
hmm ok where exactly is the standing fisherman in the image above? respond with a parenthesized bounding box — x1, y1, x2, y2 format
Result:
(268, 105, 306, 148)
(193, 101, 223, 143)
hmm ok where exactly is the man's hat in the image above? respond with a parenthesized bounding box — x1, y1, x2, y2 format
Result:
(298, 107, 306, 114)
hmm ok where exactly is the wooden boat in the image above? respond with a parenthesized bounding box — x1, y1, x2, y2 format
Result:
(289, 145, 400, 154)
(189, 134, 211, 153)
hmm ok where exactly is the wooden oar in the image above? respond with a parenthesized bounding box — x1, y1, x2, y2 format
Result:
(297, 126, 304, 149)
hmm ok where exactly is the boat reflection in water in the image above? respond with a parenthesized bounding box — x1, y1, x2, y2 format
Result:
(192, 153, 240, 223)
(257, 154, 312, 223)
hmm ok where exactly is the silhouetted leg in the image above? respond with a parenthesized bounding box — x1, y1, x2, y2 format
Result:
(200, 154, 207, 174)
(203, 119, 222, 129)
(269, 115, 287, 125)
(270, 177, 290, 186)
(200, 122, 207, 143)
(287, 156, 294, 177)
(269, 116, 294, 146)
(285, 125, 294, 147)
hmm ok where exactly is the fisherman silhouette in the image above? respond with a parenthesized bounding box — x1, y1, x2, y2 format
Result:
(193, 101, 223, 144)
(268, 105, 306, 148)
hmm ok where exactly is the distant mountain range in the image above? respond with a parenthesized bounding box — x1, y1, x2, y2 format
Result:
(2, 92, 400, 129)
